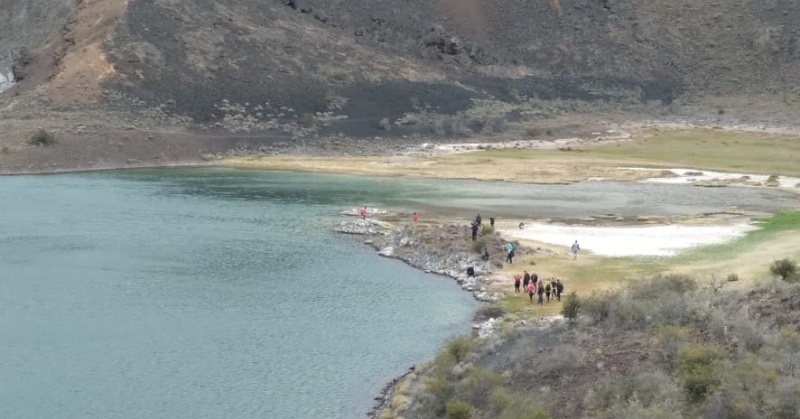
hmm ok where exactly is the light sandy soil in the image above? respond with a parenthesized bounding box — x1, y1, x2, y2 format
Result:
(626, 167, 800, 188)
(501, 222, 759, 257)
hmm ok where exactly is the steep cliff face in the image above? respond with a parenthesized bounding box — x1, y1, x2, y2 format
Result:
(3, 0, 800, 138)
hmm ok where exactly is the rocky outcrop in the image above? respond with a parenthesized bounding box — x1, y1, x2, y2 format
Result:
(339, 207, 388, 217)
(334, 218, 393, 235)
(334, 211, 527, 302)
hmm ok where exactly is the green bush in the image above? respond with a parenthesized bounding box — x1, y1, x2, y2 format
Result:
(583, 292, 611, 324)
(28, 129, 56, 146)
(459, 368, 505, 408)
(481, 225, 495, 235)
(656, 326, 689, 369)
(770, 259, 797, 281)
(446, 399, 473, 419)
(676, 345, 722, 403)
(499, 402, 551, 419)
(446, 336, 473, 364)
(561, 292, 580, 322)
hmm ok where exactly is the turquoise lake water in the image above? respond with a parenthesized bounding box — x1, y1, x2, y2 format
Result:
(1, 168, 796, 419)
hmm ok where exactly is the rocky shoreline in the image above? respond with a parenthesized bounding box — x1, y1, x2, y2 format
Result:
(335, 210, 522, 302)
(333, 207, 534, 417)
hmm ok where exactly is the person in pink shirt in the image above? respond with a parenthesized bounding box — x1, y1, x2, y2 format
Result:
(513, 273, 522, 294)
(525, 281, 536, 303)
(360, 206, 368, 221)
(412, 212, 419, 223)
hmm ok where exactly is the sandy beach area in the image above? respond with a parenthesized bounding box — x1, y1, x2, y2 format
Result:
(503, 222, 759, 257)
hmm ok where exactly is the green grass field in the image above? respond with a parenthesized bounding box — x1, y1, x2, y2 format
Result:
(473, 129, 800, 176)
(499, 211, 800, 316)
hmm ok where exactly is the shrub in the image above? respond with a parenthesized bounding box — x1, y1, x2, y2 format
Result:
(471, 238, 486, 254)
(446, 399, 473, 419)
(770, 259, 797, 281)
(676, 345, 722, 403)
(446, 336, 473, 364)
(628, 275, 697, 300)
(300, 113, 317, 128)
(539, 345, 586, 378)
(28, 129, 56, 146)
(561, 293, 580, 322)
(656, 326, 689, 369)
(499, 402, 551, 419)
(481, 225, 495, 235)
(583, 292, 611, 324)
(458, 368, 505, 408)
(610, 400, 682, 419)
(764, 378, 800, 419)
(733, 318, 766, 353)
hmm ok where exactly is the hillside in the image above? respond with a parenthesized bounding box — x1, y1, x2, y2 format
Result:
(2, 0, 800, 172)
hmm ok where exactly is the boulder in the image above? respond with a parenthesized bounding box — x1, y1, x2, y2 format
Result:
(378, 246, 395, 257)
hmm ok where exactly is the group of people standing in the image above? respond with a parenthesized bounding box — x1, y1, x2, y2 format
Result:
(513, 271, 564, 305)
(470, 213, 495, 241)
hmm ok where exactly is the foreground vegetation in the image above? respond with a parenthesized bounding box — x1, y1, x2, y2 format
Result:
(381, 273, 800, 418)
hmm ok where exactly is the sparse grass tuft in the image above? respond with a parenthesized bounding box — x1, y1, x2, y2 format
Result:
(29, 129, 56, 146)
(446, 399, 473, 419)
(770, 258, 797, 281)
(561, 292, 580, 322)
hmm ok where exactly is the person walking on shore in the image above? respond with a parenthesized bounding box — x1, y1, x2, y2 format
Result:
(513, 273, 522, 294)
(526, 281, 535, 303)
(475, 214, 482, 226)
(360, 206, 369, 222)
(490, 217, 495, 227)
(412, 212, 419, 223)
(537, 279, 544, 305)
(523, 271, 531, 289)
(556, 279, 564, 302)
(571, 240, 580, 260)
(545, 280, 552, 303)
(505, 242, 515, 264)
(471, 222, 479, 241)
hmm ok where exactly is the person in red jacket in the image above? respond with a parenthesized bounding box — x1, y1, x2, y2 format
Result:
(360, 206, 368, 221)
(412, 212, 419, 223)
(513, 274, 522, 294)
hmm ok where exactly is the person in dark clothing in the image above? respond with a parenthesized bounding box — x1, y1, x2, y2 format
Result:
(523, 271, 531, 288)
(545, 281, 552, 303)
(489, 217, 495, 227)
(466, 266, 475, 277)
(537, 280, 545, 305)
(556, 279, 564, 301)
(531, 272, 538, 285)
(513, 274, 522, 294)
(475, 214, 482, 226)
(471, 222, 479, 241)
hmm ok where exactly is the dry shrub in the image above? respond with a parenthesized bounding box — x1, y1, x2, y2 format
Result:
(539, 345, 586, 378)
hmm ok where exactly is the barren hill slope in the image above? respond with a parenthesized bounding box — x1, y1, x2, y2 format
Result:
(1, 0, 800, 171)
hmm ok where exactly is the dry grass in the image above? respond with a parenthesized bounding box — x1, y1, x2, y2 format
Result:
(223, 129, 800, 183)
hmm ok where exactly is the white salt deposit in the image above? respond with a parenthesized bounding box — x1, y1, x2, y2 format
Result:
(504, 222, 758, 257)
(622, 167, 800, 188)
(0, 68, 14, 93)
